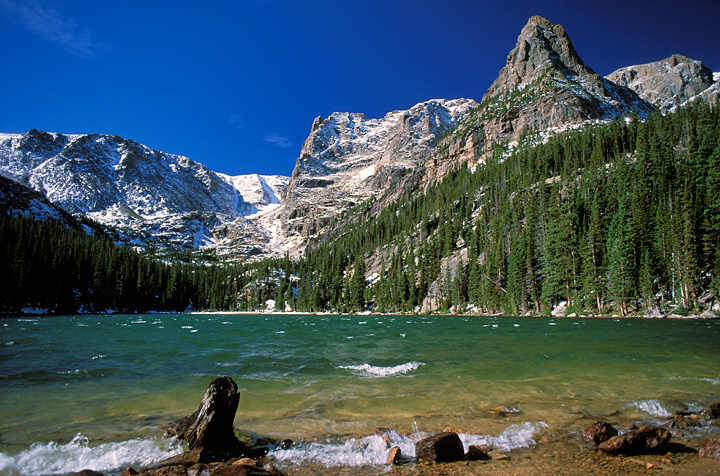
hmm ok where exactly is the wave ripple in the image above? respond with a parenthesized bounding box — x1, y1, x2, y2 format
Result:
(337, 361, 424, 377)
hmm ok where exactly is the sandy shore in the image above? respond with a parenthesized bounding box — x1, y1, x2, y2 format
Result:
(271, 436, 719, 476)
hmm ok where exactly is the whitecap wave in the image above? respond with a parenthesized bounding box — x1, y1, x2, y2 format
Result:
(270, 423, 546, 467)
(631, 399, 674, 418)
(459, 421, 548, 452)
(0, 434, 183, 476)
(271, 432, 405, 466)
(337, 361, 424, 377)
(668, 376, 720, 385)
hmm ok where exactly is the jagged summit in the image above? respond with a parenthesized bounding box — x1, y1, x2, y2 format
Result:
(423, 15, 657, 184)
(480, 15, 654, 123)
(606, 54, 716, 111)
(484, 15, 591, 99)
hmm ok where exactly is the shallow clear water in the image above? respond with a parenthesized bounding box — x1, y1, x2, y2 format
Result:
(1, 314, 719, 474)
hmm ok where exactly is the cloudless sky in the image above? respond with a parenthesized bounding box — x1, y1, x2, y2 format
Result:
(1, 0, 718, 177)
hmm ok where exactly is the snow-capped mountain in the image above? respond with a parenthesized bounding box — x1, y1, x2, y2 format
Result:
(1, 15, 716, 263)
(0, 130, 288, 259)
(281, 98, 477, 248)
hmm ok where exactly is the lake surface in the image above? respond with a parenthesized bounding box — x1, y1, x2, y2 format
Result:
(1, 313, 719, 474)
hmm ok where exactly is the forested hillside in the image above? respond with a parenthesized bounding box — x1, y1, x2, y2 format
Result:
(2, 100, 718, 316)
(0, 215, 247, 313)
(288, 100, 720, 316)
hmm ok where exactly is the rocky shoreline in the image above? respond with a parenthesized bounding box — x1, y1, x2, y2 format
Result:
(64, 378, 720, 476)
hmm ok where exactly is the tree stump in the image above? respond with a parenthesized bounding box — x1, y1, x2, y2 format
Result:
(163, 377, 247, 462)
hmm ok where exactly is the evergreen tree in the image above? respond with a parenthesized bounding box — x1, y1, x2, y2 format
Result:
(349, 255, 366, 311)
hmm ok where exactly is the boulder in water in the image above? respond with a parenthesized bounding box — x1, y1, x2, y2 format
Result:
(699, 439, 720, 459)
(598, 426, 670, 456)
(701, 402, 720, 419)
(415, 432, 465, 462)
(583, 421, 618, 444)
(386, 446, 402, 465)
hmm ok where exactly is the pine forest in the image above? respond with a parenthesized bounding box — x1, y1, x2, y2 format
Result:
(2, 100, 719, 317)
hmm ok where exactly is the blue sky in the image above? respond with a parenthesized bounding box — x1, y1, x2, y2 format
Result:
(1, 0, 718, 177)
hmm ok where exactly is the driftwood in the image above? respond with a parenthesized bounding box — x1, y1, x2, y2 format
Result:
(163, 376, 248, 462)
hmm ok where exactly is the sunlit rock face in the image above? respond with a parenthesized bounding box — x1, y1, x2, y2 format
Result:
(427, 15, 656, 183)
(281, 98, 477, 242)
(606, 54, 717, 111)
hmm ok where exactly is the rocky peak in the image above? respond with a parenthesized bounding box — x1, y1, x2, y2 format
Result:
(422, 15, 656, 186)
(281, 98, 476, 243)
(605, 54, 715, 111)
(484, 15, 592, 99)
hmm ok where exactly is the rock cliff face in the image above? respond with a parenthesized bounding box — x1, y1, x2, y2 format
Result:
(281, 98, 476, 246)
(425, 15, 655, 183)
(605, 55, 716, 112)
(0, 131, 289, 259)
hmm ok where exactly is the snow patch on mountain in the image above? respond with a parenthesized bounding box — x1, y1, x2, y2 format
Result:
(216, 173, 287, 217)
(0, 130, 290, 260)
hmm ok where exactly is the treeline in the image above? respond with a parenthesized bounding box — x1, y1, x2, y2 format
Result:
(290, 99, 720, 315)
(3, 100, 718, 316)
(0, 215, 247, 313)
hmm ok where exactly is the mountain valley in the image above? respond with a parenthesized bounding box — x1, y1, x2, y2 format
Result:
(1, 15, 719, 315)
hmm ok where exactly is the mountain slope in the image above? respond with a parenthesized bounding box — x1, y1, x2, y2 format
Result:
(423, 15, 655, 183)
(280, 98, 477, 250)
(605, 54, 716, 112)
(0, 174, 81, 228)
(0, 131, 289, 259)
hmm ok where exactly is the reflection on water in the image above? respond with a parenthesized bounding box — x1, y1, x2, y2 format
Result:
(0, 314, 719, 474)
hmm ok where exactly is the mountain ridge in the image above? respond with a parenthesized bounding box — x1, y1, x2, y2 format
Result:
(1, 15, 718, 264)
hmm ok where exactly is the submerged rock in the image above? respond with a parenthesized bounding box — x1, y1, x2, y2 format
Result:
(598, 426, 670, 456)
(489, 405, 521, 417)
(415, 432, 465, 462)
(583, 421, 618, 444)
(701, 402, 720, 420)
(699, 439, 720, 459)
(386, 446, 402, 465)
(665, 414, 702, 429)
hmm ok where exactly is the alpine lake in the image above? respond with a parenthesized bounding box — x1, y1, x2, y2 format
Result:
(1, 313, 719, 475)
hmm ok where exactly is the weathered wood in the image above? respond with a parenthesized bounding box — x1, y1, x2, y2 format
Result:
(163, 377, 247, 462)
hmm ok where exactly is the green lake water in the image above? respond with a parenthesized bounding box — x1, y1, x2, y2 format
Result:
(0, 313, 719, 474)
